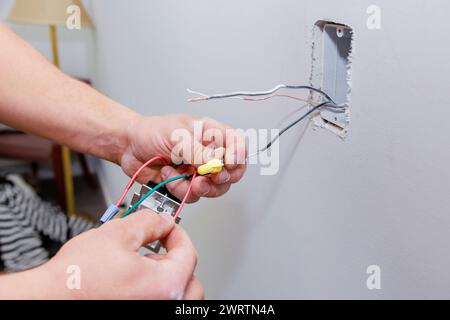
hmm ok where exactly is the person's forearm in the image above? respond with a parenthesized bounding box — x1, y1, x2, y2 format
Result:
(0, 23, 140, 164)
(0, 264, 61, 299)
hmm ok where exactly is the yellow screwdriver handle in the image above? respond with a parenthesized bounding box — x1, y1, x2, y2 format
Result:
(197, 159, 224, 175)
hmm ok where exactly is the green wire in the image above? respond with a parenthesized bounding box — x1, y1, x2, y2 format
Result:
(120, 174, 188, 219)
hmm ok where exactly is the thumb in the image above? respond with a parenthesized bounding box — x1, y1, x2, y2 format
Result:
(114, 209, 175, 250)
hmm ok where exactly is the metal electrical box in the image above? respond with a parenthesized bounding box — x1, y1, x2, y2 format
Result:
(322, 24, 352, 105)
(130, 183, 181, 253)
(311, 21, 353, 136)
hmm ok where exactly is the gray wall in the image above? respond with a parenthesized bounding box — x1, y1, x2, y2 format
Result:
(90, 0, 449, 298)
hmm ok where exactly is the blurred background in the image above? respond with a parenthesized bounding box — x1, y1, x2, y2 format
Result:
(0, 0, 100, 216)
(0, 0, 449, 299)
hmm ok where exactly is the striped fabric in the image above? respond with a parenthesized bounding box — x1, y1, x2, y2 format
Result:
(0, 174, 97, 272)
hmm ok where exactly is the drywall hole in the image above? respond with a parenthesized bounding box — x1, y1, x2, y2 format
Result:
(310, 20, 353, 138)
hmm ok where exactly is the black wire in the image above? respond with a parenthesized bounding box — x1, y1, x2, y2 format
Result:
(283, 86, 335, 104)
(198, 85, 341, 156)
(259, 101, 335, 153)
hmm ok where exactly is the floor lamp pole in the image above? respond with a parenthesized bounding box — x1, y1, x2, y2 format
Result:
(49, 24, 76, 215)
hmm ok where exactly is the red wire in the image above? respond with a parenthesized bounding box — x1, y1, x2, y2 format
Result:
(174, 170, 197, 220)
(115, 155, 167, 207)
(116, 156, 196, 221)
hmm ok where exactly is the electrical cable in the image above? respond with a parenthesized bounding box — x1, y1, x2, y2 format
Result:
(107, 85, 342, 224)
(258, 101, 330, 153)
(174, 170, 197, 220)
(188, 84, 335, 104)
(246, 101, 344, 159)
(190, 91, 317, 104)
(115, 156, 167, 207)
(240, 93, 313, 104)
(120, 173, 189, 219)
(187, 84, 346, 157)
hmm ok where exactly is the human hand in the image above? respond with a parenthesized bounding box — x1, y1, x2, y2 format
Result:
(120, 114, 247, 202)
(38, 210, 203, 299)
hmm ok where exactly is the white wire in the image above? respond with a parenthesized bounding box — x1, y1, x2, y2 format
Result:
(186, 88, 208, 97)
(186, 85, 342, 158)
(187, 84, 287, 100)
(186, 84, 335, 102)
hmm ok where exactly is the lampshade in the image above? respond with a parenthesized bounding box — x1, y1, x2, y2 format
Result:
(7, 0, 93, 27)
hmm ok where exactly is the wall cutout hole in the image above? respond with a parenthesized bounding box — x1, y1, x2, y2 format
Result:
(310, 20, 353, 138)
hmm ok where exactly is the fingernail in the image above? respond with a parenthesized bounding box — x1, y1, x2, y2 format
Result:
(161, 166, 171, 179)
(236, 149, 246, 165)
(218, 170, 230, 184)
(200, 182, 210, 196)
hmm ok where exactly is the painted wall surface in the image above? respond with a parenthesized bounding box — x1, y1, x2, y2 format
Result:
(91, 0, 450, 298)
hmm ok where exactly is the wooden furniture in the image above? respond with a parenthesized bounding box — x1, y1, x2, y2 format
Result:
(0, 132, 97, 211)
(0, 133, 65, 208)
(0, 75, 97, 212)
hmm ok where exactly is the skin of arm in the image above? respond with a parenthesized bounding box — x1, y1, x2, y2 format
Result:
(0, 23, 247, 201)
(0, 23, 137, 164)
(0, 23, 247, 299)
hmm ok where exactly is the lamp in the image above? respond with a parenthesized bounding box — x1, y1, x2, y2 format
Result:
(7, 0, 93, 215)
(7, 0, 93, 27)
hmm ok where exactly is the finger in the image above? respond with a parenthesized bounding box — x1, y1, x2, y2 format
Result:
(183, 276, 205, 300)
(203, 143, 225, 161)
(106, 209, 175, 250)
(224, 134, 247, 170)
(201, 117, 244, 169)
(189, 175, 211, 197)
(203, 182, 231, 198)
(144, 253, 165, 261)
(184, 117, 229, 166)
(161, 225, 198, 284)
(201, 117, 246, 153)
(191, 177, 231, 198)
(195, 143, 226, 166)
(228, 163, 247, 184)
(121, 154, 163, 184)
(182, 140, 216, 166)
(160, 166, 200, 203)
(209, 168, 231, 185)
(194, 146, 226, 185)
(210, 147, 225, 161)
